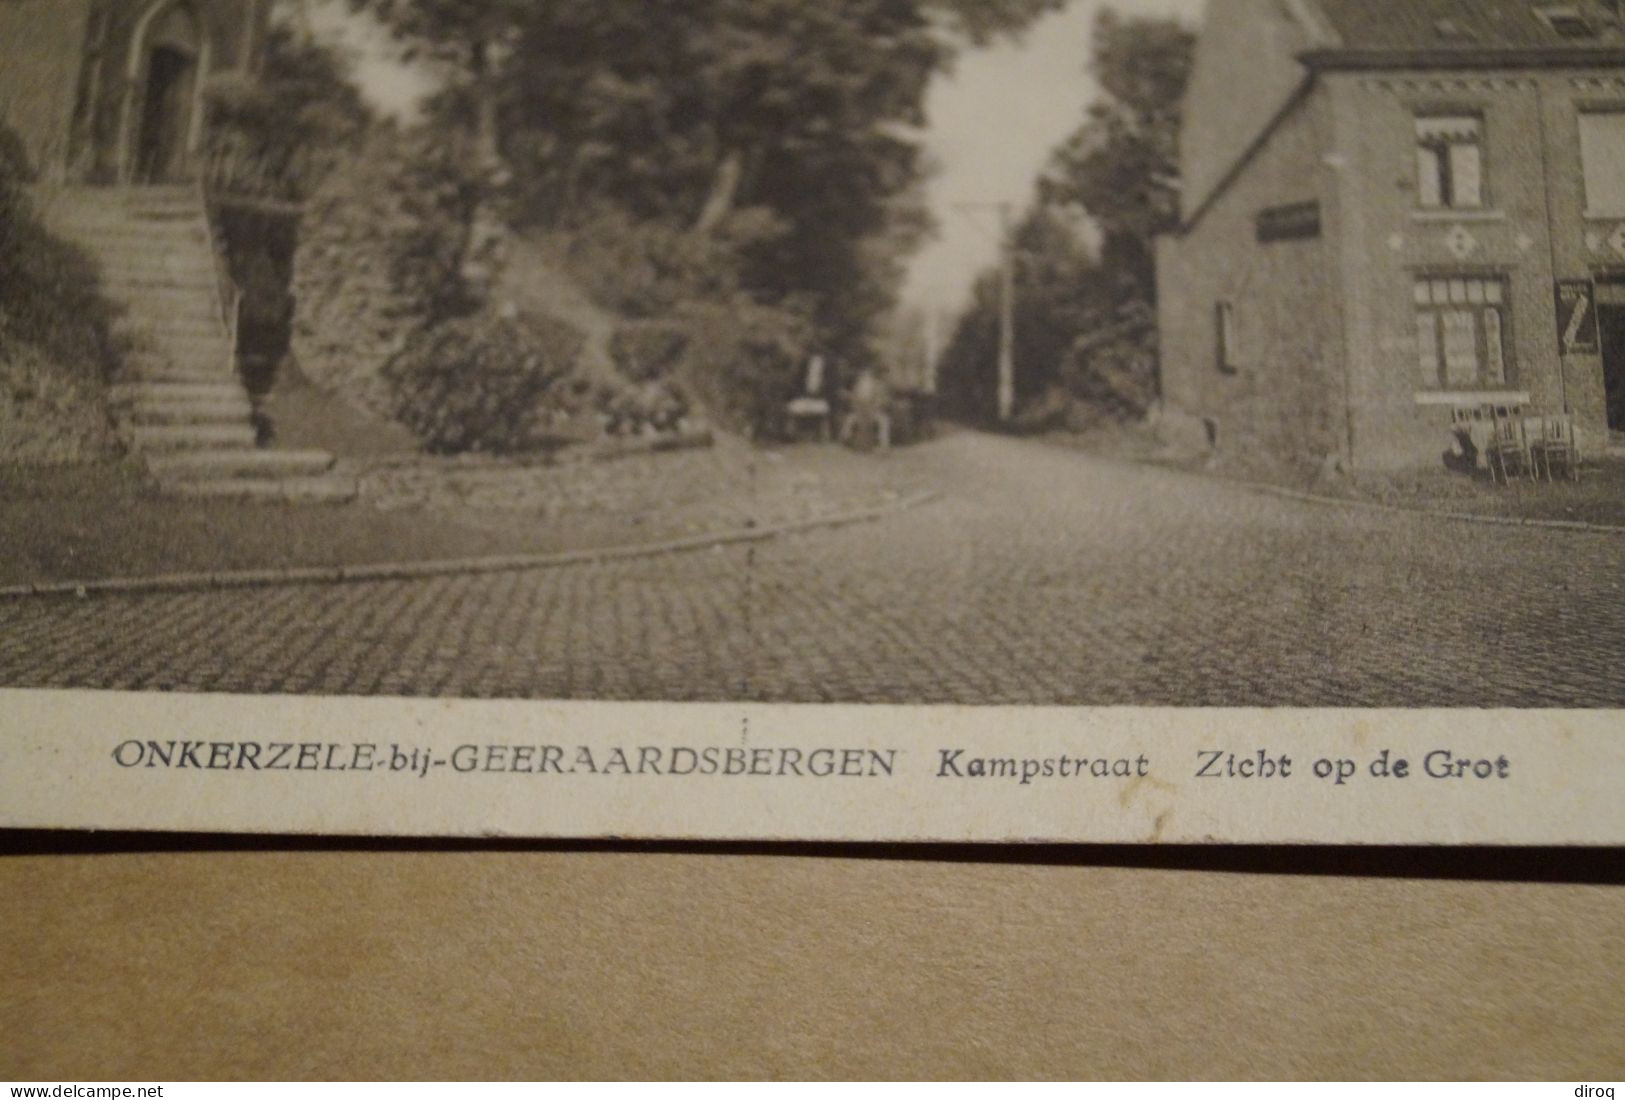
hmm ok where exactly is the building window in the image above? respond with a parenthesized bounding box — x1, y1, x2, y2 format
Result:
(1579, 111, 1625, 216)
(1415, 276, 1509, 389)
(1416, 115, 1484, 210)
(1535, 3, 1597, 36)
(1215, 301, 1239, 373)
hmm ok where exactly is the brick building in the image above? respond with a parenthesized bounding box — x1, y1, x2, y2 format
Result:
(0, 0, 269, 184)
(1157, 0, 1625, 471)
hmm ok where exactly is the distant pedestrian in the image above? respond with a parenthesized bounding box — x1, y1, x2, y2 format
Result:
(840, 366, 892, 451)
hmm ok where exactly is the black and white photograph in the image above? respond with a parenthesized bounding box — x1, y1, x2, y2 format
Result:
(3, 1, 1625, 1087)
(5, 0, 1625, 708)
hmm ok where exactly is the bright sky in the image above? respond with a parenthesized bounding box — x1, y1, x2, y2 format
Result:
(305, 0, 435, 115)
(309, 0, 1208, 316)
(902, 0, 1205, 315)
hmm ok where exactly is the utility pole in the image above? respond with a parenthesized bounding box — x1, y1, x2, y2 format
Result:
(296, 0, 319, 45)
(953, 201, 1017, 422)
(922, 308, 939, 396)
(996, 203, 1015, 423)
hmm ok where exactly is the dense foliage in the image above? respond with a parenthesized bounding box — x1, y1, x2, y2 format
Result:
(939, 10, 1193, 428)
(0, 125, 117, 463)
(205, 23, 372, 203)
(0, 128, 116, 380)
(381, 310, 588, 454)
(290, 125, 483, 415)
(344, 0, 1062, 433)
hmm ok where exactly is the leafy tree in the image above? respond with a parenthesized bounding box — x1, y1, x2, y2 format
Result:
(1040, 9, 1193, 300)
(347, 0, 525, 169)
(204, 19, 371, 201)
(491, 0, 1060, 364)
(348, 0, 1065, 425)
(940, 8, 1193, 426)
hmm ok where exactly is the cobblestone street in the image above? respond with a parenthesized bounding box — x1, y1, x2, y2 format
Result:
(4, 431, 1624, 705)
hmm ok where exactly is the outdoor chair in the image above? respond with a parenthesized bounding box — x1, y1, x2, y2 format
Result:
(784, 356, 833, 442)
(1530, 413, 1580, 482)
(1486, 415, 1534, 485)
(785, 395, 832, 441)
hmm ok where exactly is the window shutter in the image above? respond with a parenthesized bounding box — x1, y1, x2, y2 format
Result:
(1449, 143, 1483, 208)
(1417, 312, 1441, 387)
(1417, 146, 1444, 209)
(1580, 113, 1625, 216)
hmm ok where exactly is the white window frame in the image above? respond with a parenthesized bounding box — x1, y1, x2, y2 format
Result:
(1579, 110, 1625, 218)
(1414, 276, 1511, 391)
(1215, 301, 1240, 374)
(1416, 114, 1486, 212)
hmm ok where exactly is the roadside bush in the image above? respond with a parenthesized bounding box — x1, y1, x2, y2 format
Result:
(667, 299, 814, 436)
(609, 320, 689, 383)
(558, 209, 737, 318)
(382, 310, 588, 455)
(0, 125, 116, 381)
(602, 379, 691, 437)
(0, 123, 117, 465)
(558, 206, 789, 320)
(0, 343, 115, 465)
(1056, 298, 1160, 421)
(291, 127, 481, 417)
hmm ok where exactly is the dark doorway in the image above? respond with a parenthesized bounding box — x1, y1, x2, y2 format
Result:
(134, 44, 198, 183)
(1598, 280, 1625, 432)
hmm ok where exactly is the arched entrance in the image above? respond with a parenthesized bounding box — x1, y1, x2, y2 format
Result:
(124, 2, 208, 184)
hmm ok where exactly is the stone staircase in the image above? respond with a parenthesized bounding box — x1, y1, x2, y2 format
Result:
(33, 185, 355, 504)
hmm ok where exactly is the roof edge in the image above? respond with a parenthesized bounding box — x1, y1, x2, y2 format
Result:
(1280, 0, 1342, 48)
(1300, 46, 1625, 71)
(1177, 73, 1318, 238)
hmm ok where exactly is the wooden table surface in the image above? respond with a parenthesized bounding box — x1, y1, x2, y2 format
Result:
(3, 841, 1622, 1080)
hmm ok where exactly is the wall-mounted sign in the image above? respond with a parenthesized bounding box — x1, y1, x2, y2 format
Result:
(1555, 279, 1600, 355)
(1256, 201, 1321, 244)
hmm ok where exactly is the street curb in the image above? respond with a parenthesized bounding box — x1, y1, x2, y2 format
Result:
(1241, 480, 1625, 535)
(0, 490, 941, 602)
(1037, 429, 1625, 536)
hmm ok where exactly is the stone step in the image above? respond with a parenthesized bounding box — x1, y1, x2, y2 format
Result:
(128, 423, 258, 452)
(135, 336, 230, 354)
(100, 275, 221, 297)
(111, 276, 221, 295)
(165, 475, 359, 505)
(120, 349, 237, 375)
(124, 206, 207, 220)
(113, 294, 223, 318)
(125, 369, 239, 387)
(120, 312, 225, 331)
(93, 242, 215, 258)
(68, 233, 211, 253)
(119, 330, 230, 355)
(96, 253, 217, 272)
(97, 253, 218, 271)
(147, 448, 336, 482)
(132, 353, 233, 376)
(85, 245, 215, 266)
(118, 354, 237, 375)
(41, 185, 195, 205)
(98, 267, 220, 289)
(117, 305, 224, 329)
(57, 211, 205, 229)
(103, 288, 220, 307)
(111, 380, 248, 405)
(124, 399, 254, 426)
(54, 212, 204, 229)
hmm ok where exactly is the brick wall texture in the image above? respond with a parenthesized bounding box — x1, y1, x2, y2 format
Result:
(1161, 7, 1625, 471)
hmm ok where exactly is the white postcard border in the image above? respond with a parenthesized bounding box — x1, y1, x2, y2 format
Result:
(1, 690, 1621, 845)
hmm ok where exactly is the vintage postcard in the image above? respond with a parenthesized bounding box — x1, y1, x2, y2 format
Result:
(1, 0, 1623, 843)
